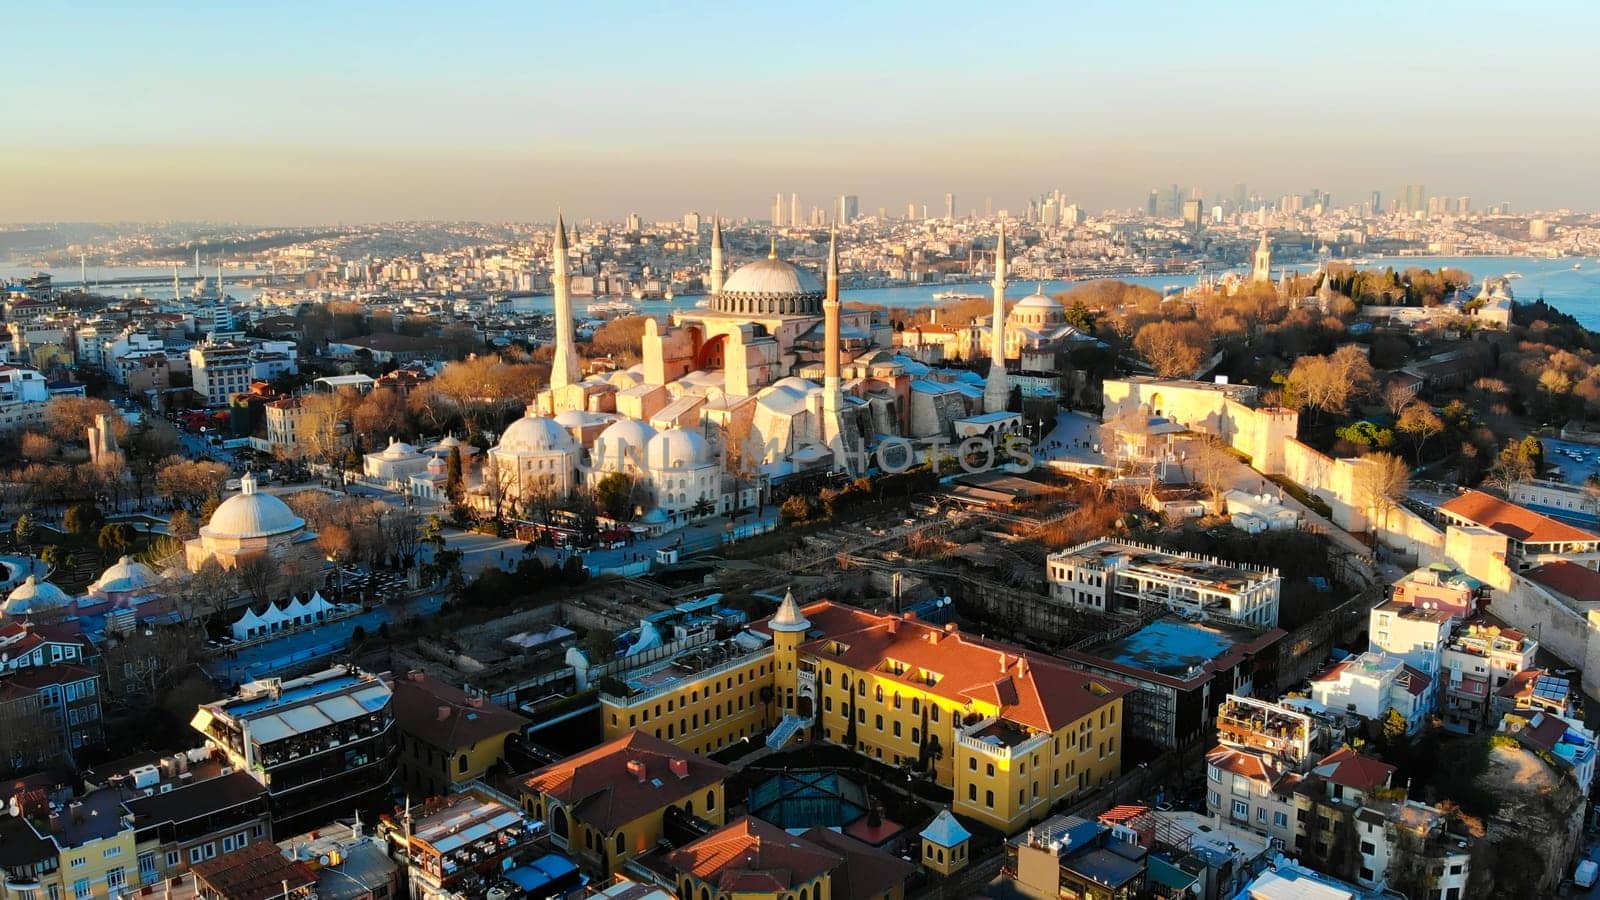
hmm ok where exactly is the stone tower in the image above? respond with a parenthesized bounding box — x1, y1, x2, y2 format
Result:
(983, 222, 1011, 414)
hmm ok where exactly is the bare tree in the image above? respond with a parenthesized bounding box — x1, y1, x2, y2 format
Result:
(352, 387, 411, 441)
(233, 554, 281, 605)
(1190, 436, 1234, 515)
(297, 391, 352, 464)
(1396, 402, 1444, 464)
(44, 396, 123, 446)
(1354, 452, 1409, 545)
(1133, 320, 1211, 378)
(20, 432, 57, 462)
(1382, 382, 1416, 420)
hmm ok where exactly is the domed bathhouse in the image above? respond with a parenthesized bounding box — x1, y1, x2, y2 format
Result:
(1, 575, 74, 620)
(185, 471, 318, 572)
(363, 436, 430, 482)
(485, 405, 583, 503)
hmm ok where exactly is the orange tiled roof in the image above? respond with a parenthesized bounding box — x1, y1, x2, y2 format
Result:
(666, 816, 841, 893)
(522, 731, 726, 833)
(1524, 560, 1600, 602)
(1312, 747, 1395, 793)
(753, 601, 1132, 733)
(1439, 490, 1600, 546)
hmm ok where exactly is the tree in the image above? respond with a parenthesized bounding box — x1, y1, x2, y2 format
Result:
(234, 554, 280, 604)
(1190, 437, 1234, 515)
(156, 458, 229, 511)
(445, 446, 464, 504)
(351, 387, 411, 441)
(1486, 440, 1537, 490)
(1335, 421, 1396, 450)
(317, 524, 355, 569)
(1133, 320, 1211, 378)
(1354, 452, 1409, 544)
(64, 502, 105, 536)
(431, 354, 540, 439)
(581, 627, 615, 663)
(44, 396, 122, 446)
(19, 432, 57, 463)
(97, 524, 133, 560)
(595, 473, 638, 522)
(1381, 382, 1417, 420)
(13, 514, 34, 549)
(297, 391, 353, 464)
(587, 317, 650, 361)
(1396, 403, 1444, 463)
(1285, 346, 1375, 422)
(690, 497, 715, 519)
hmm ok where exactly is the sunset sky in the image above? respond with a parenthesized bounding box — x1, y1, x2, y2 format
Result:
(3, 0, 1597, 223)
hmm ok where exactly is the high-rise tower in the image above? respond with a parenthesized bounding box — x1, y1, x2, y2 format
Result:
(709, 215, 725, 296)
(550, 211, 580, 389)
(984, 223, 1010, 414)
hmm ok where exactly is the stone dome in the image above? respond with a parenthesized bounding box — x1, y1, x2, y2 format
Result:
(496, 409, 577, 455)
(714, 243, 825, 316)
(203, 472, 306, 539)
(645, 428, 711, 471)
(3, 575, 74, 617)
(88, 555, 160, 596)
(593, 419, 657, 471)
(381, 438, 421, 459)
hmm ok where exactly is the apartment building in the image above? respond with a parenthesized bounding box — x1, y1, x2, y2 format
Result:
(1441, 622, 1538, 735)
(1311, 652, 1433, 736)
(0, 620, 104, 768)
(190, 667, 396, 839)
(390, 671, 528, 798)
(189, 343, 253, 407)
(1047, 539, 1282, 628)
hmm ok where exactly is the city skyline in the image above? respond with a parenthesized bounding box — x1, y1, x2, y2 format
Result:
(2, 1, 1598, 223)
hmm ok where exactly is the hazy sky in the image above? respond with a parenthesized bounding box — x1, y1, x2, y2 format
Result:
(3, 0, 1598, 224)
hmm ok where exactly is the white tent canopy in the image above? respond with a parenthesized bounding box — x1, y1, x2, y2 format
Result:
(231, 607, 265, 642)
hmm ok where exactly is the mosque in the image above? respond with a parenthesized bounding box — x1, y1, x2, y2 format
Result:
(184, 471, 319, 573)
(497, 214, 1025, 525)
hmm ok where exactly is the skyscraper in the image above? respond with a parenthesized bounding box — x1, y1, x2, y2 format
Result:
(773, 193, 785, 226)
(1370, 191, 1382, 215)
(838, 194, 859, 225)
(906, 201, 917, 220)
(1168, 184, 1181, 218)
(683, 210, 701, 232)
(945, 192, 955, 221)
(790, 193, 799, 228)
(1456, 196, 1471, 214)
(1147, 190, 1159, 217)
(1182, 198, 1204, 229)
(1233, 183, 1248, 210)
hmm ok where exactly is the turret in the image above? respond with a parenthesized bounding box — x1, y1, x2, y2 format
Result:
(983, 222, 1011, 414)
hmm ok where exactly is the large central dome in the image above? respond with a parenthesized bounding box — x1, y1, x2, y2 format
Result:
(714, 246, 825, 317)
(201, 472, 305, 540)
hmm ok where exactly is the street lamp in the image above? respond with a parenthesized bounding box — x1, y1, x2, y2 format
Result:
(327, 554, 345, 596)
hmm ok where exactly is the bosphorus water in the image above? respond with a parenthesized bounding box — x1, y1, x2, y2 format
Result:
(8, 255, 1600, 328)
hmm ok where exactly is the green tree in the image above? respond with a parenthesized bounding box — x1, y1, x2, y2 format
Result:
(1516, 435, 1544, 475)
(40, 545, 65, 568)
(97, 523, 133, 560)
(595, 473, 637, 521)
(1336, 421, 1396, 450)
(445, 445, 464, 503)
(582, 628, 614, 664)
(13, 514, 34, 549)
(64, 502, 105, 536)
(690, 497, 716, 519)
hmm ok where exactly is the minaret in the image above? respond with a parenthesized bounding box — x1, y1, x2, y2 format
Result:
(983, 222, 1010, 414)
(823, 226, 844, 447)
(1252, 232, 1273, 283)
(550, 210, 580, 390)
(172, 266, 180, 301)
(709, 215, 725, 296)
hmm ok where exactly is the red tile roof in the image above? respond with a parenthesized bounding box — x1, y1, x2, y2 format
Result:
(1397, 665, 1433, 698)
(391, 671, 527, 753)
(522, 731, 726, 833)
(1524, 561, 1600, 602)
(1439, 490, 1600, 546)
(667, 816, 841, 893)
(753, 601, 1132, 733)
(1312, 747, 1395, 794)
(1207, 746, 1281, 785)
(798, 826, 916, 900)
(191, 840, 316, 900)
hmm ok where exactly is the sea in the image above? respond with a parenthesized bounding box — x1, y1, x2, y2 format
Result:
(8, 254, 1600, 329)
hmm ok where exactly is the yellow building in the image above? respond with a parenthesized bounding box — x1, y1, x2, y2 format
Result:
(26, 789, 140, 900)
(520, 731, 728, 879)
(599, 642, 778, 757)
(919, 809, 973, 876)
(665, 816, 915, 900)
(391, 671, 529, 798)
(600, 593, 1133, 835)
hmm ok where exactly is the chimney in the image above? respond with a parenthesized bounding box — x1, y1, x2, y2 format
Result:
(1017, 658, 1029, 677)
(944, 623, 958, 634)
(70, 801, 84, 824)
(669, 759, 690, 779)
(999, 653, 1008, 672)
(903, 611, 917, 621)
(437, 705, 451, 722)
(886, 619, 898, 635)
(49, 809, 66, 832)
(626, 760, 647, 782)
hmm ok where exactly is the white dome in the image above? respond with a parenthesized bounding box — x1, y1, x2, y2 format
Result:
(594, 419, 656, 471)
(755, 377, 820, 416)
(496, 413, 577, 455)
(645, 428, 711, 471)
(1014, 288, 1061, 310)
(381, 438, 421, 459)
(89, 555, 161, 596)
(3, 575, 74, 617)
(203, 474, 305, 539)
(722, 257, 824, 298)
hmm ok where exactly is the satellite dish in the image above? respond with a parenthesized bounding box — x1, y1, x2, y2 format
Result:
(319, 855, 330, 867)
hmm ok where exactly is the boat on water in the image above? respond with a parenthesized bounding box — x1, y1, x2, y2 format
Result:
(693, 298, 710, 308)
(1504, 272, 1523, 279)
(1575, 263, 1583, 270)
(932, 291, 983, 302)
(586, 299, 639, 316)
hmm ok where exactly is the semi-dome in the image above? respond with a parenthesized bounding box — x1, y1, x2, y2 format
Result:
(3, 575, 73, 617)
(645, 428, 711, 471)
(88, 555, 160, 596)
(203, 472, 306, 539)
(496, 409, 577, 455)
(714, 242, 826, 316)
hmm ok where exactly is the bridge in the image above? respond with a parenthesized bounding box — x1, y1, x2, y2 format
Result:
(47, 272, 276, 290)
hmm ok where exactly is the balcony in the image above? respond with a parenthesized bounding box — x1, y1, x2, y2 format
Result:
(956, 718, 1049, 761)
